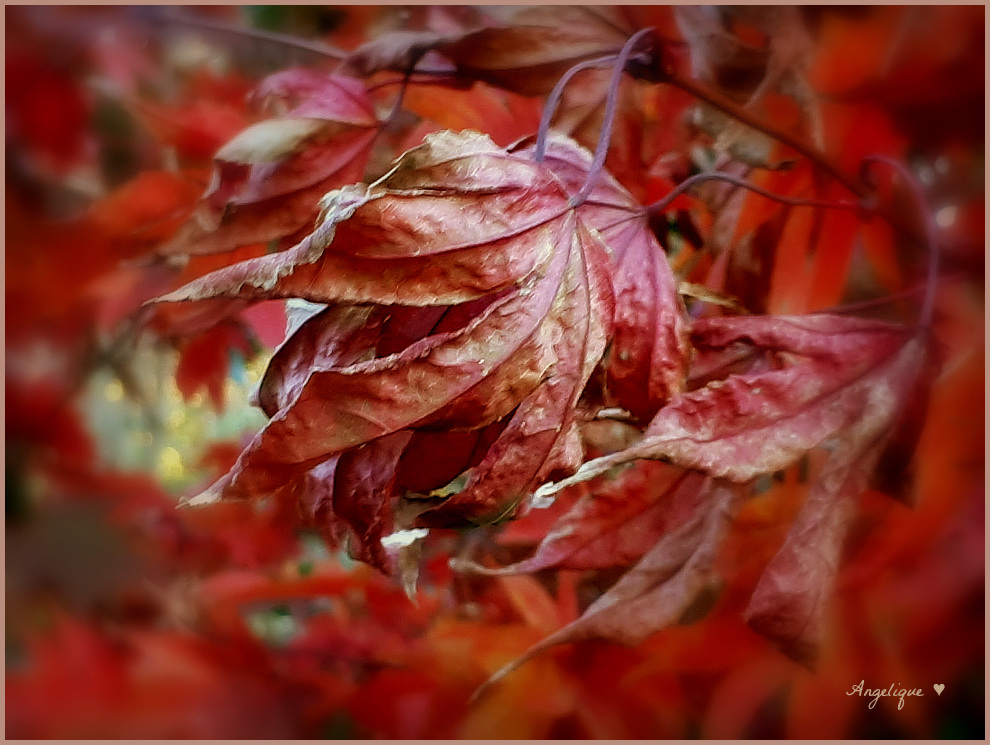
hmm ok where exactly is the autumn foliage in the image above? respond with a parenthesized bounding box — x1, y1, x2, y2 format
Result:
(6, 6, 984, 739)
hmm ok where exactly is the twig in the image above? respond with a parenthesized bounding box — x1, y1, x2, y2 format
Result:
(662, 69, 867, 199)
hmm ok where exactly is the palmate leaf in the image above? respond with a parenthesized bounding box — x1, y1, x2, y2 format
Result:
(520, 313, 934, 671)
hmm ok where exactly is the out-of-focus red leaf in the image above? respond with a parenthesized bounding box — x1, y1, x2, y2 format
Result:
(132, 99, 250, 164)
(174, 322, 254, 412)
(6, 379, 96, 472)
(252, 68, 378, 126)
(88, 170, 206, 257)
(403, 81, 543, 148)
(6, 49, 92, 171)
(9, 614, 337, 739)
(766, 207, 816, 315)
(346, 7, 639, 96)
(238, 300, 288, 350)
(159, 72, 378, 256)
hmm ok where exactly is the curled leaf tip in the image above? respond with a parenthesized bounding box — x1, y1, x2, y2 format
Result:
(178, 489, 223, 508)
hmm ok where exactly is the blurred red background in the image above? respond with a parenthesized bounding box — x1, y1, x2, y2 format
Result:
(5, 5, 984, 738)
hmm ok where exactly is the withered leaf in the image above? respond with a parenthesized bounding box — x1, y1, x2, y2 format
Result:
(743, 330, 933, 666)
(535, 313, 920, 498)
(473, 479, 742, 700)
(453, 462, 708, 575)
(332, 431, 413, 573)
(416, 212, 614, 526)
(177, 130, 617, 554)
(155, 131, 572, 307)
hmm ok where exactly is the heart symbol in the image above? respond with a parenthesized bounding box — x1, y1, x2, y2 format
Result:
(934, 684, 945, 696)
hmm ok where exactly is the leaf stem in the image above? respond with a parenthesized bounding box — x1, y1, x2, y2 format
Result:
(574, 28, 656, 205)
(534, 54, 619, 162)
(643, 170, 863, 217)
(861, 155, 940, 327)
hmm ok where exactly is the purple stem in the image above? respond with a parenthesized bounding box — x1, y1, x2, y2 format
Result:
(596, 169, 863, 235)
(574, 27, 656, 205)
(533, 54, 618, 162)
(861, 155, 940, 327)
(822, 274, 962, 316)
(644, 171, 863, 217)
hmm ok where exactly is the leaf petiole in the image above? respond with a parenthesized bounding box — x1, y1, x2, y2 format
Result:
(861, 155, 940, 328)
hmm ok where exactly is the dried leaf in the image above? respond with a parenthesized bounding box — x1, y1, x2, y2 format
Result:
(454, 463, 707, 575)
(474, 480, 741, 699)
(744, 331, 933, 665)
(535, 313, 920, 497)
(333, 431, 413, 573)
(176, 131, 616, 538)
(743, 441, 880, 668)
(155, 131, 572, 306)
(417, 213, 614, 525)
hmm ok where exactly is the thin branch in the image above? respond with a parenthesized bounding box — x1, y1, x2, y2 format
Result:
(663, 69, 867, 199)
